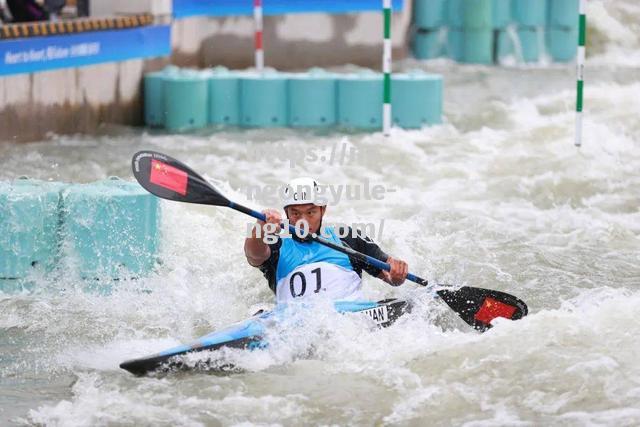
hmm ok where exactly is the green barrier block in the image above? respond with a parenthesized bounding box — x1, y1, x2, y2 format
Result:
(448, 29, 494, 64)
(512, 0, 547, 26)
(546, 26, 578, 62)
(240, 71, 288, 127)
(288, 69, 337, 127)
(0, 178, 64, 280)
(492, 0, 511, 28)
(547, 0, 579, 27)
(413, 0, 445, 28)
(446, 29, 464, 61)
(164, 70, 209, 131)
(518, 27, 541, 62)
(61, 178, 160, 279)
(144, 71, 165, 127)
(0, 278, 36, 294)
(337, 72, 383, 130)
(208, 67, 240, 126)
(391, 72, 443, 128)
(447, 0, 492, 29)
(463, 0, 492, 29)
(463, 29, 494, 63)
(144, 66, 179, 128)
(413, 29, 446, 59)
(446, 0, 463, 27)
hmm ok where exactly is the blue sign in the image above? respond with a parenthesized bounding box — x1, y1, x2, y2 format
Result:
(0, 25, 171, 76)
(173, 0, 403, 18)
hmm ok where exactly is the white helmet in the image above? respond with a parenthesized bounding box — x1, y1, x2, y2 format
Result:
(282, 177, 326, 208)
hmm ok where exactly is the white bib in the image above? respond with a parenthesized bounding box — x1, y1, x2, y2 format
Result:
(275, 262, 362, 304)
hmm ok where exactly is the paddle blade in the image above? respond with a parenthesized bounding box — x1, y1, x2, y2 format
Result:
(131, 151, 230, 206)
(436, 286, 528, 332)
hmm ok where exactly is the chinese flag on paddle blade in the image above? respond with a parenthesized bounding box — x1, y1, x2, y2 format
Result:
(149, 159, 188, 195)
(474, 297, 517, 325)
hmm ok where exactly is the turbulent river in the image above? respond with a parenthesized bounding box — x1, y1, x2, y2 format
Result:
(1, 1, 639, 425)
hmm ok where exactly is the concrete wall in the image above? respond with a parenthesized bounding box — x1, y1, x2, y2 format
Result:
(172, 11, 412, 69)
(0, 58, 167, 142)
(0, 8, 412, 142)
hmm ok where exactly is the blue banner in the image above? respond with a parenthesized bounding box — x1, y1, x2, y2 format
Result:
(173, 0, 403, 18)
(0, 25, 170, 76)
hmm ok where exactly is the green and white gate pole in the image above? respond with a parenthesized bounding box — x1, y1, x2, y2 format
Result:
(575, 0, 586, 147)
(383, 0, 392, 136)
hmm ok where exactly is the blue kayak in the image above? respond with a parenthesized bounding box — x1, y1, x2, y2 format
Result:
(120, 298, 410, 376)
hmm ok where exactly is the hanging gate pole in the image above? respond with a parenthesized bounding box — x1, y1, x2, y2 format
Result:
(383, 0, 392, 136)
(575, 0, 586, 147)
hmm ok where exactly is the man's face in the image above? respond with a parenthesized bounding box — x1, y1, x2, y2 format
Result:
(286, 204, 325, 235)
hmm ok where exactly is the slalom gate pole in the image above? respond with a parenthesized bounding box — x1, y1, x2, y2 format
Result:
(383, 0, 392, 136)
(254, 0, 264, 71)
(575, 0, 586, 147)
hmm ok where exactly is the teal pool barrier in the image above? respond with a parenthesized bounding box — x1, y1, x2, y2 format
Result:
(208, 67, 241, 126)
(1, 178, 160, 291)
(463, 29, 493, 64)
(547, 0, 579, 27)
(512, 0, 547, 26)
(545, 0, 579, 63)
(337, 72, 383, 130)
(492, 0, 511, 29)
(144, 71, 167, 128)
(413, 28, 445, 60)
(240, 71, 289, 128)
(144, 66, 179, 128)
(391, 72, 443, 128)
(164, 70, 209, 131)
(412, 0, 577, 63)
(0, 178, 64, 281)
(288, 69, 337, 127)
(464, 0, 492, 29)
(62, 177, 160, 280)
(517, 27, 541, 63)
(143, 68, 444, 132)
(413, 0, 445, 29)
(547, 26, 578, 62)
(448, 29, 493, 64)
(446, 0, 492, 29)
(446, 29, 463, 62)
(445, 0, 463, 27)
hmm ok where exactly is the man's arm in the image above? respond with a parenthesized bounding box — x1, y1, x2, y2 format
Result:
(244, 209, 281, 267)
(340, 227, 408, 286)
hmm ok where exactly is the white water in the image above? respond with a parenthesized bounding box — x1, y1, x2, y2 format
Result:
(1, 1, 639, 425)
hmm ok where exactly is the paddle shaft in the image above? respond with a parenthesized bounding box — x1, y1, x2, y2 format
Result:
(230, 201, 428, 286)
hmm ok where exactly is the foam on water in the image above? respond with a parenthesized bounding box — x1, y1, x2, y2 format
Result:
(14, 288, 640, 426)
(1, 1, 639, 424)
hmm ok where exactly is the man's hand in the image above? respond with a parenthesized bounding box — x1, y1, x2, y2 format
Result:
(257, 208, 282, 235)
(246, 208, 282, 266)
(380, 256, 408, 286)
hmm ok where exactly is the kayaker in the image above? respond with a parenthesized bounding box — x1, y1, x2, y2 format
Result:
(244, 177, 409, 304)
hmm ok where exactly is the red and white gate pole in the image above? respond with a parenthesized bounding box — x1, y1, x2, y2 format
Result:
(254, 0, 264, 71)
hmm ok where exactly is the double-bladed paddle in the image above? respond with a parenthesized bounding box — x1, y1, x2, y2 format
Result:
(131, 150, 528, 331)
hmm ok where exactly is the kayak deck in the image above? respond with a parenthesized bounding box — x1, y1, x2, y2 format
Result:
(120, 298, 410, 376)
